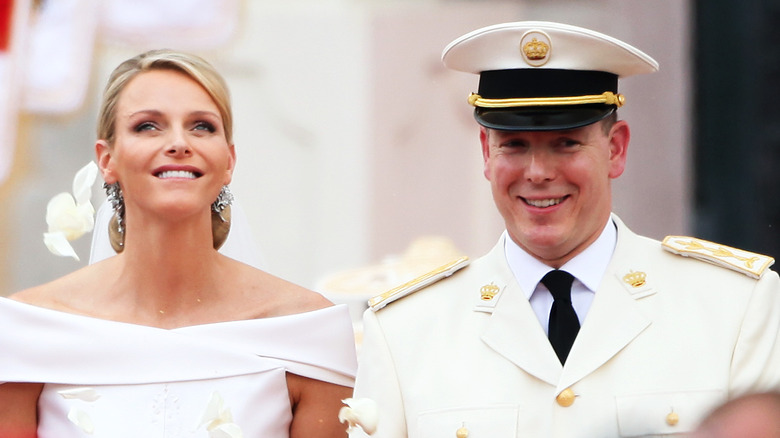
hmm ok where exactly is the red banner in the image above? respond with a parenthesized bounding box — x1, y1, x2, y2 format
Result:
(0, 0, 13, 52)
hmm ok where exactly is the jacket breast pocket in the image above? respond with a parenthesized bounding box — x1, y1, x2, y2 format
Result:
(615, 390, 725, 437)
(416, 405, 518, 438)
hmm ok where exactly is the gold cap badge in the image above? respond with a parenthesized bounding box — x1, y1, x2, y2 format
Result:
(520, 30, 551, 66)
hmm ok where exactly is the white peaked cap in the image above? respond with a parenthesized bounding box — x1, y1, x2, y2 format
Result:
(440, 21, 659, 130)
(442, 21, 658, 77)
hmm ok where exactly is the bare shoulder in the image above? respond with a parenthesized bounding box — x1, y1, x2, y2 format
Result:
(8, 262, 108, 313)
(225, 259, 333, 317)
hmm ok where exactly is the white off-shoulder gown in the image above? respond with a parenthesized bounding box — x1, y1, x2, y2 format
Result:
(0, 298, 357, 437)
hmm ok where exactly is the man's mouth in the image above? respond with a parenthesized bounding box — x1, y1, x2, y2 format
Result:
(156, 170, 201, 179)
(523, 196, 567, 208)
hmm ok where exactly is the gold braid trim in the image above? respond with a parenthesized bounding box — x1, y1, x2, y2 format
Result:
(468, 92, 625, 108)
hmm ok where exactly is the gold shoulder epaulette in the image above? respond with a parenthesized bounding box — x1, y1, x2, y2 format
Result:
(367, 257, 471, 311)
(661, 236, 775, 279)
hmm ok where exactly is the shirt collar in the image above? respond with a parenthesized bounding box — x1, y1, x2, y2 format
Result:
(504, 218, 617, 299)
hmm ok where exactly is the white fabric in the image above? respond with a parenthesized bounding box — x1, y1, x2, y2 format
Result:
(0, 298, 357, 437)
(0, 53, 16, 185)
(0, 0, 31, 185)
(504, 218, 617, 333)
(22, 0, 99, 113)
(351, 214, 780, 437)
(89, 198, 266, 269)
(98, 0, 240, 50)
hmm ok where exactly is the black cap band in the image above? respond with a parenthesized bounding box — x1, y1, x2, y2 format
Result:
(475, 69, 619, 131)
(478, 69, 618, 98)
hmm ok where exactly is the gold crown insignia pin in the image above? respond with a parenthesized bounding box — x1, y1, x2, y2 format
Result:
(523, 38, 549, 60)
(622, 270, 647, 288)
(480, 283, 500, 301)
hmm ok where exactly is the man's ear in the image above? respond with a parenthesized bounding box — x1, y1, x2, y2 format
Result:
(480, 127, 491, 181)
(607, 120, 630, 179)
(95, 140, 117, 184)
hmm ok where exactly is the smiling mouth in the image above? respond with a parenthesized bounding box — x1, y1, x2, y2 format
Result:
(156, 170, 201, 179)
(523, 196, 567, 208)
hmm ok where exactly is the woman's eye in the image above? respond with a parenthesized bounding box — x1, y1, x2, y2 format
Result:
(134, 122, 157, 132)
(193, 121, 216, 133)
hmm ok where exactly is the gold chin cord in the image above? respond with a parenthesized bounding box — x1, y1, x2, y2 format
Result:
(468, 91, 625, 108)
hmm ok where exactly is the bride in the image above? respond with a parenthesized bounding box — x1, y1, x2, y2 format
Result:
(0, 49, 356, 437)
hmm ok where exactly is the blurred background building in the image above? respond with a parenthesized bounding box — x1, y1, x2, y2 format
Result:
(0, 0, 776, 301)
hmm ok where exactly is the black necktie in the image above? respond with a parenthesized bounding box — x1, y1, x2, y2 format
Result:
(541, 270, 579, 364)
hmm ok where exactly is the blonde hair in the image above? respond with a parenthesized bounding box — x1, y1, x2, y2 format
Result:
(97, 49, 233, 145)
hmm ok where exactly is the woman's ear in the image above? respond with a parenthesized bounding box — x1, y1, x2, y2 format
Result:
(95, 140, 117, 184)
(223, 144, 236, 185)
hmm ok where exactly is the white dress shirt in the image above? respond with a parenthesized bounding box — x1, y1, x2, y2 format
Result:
(504, 219, 617, 334)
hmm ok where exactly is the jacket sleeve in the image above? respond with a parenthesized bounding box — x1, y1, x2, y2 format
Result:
(730, 269, 780, 395)
(350, 308, 408, 438)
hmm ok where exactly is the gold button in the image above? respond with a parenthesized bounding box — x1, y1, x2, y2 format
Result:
(666, 412, 679, 426)
(456, 426, 469, 438)
(556, 388, 576, 407)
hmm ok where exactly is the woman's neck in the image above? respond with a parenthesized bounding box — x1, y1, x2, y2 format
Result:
(103, 216, 228, 326)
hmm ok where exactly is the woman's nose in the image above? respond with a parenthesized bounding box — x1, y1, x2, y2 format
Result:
(165, 130, 191, 156)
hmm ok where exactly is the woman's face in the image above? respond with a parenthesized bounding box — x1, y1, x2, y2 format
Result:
(97, 69, 235, 222)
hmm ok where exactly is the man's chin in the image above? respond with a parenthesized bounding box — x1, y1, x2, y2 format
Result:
(511, 230, 570, 258)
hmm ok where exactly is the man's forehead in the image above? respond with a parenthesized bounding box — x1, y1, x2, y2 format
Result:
(487, 123, 599, 139)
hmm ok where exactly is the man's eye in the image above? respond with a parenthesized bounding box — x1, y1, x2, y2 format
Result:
(560, 139, 581, 148)
(501, 140, 527, 148)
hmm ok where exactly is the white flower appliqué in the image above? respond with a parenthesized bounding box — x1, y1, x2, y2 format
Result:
(58, 386, 100, 434)
(198, 391, 244, 438)
(67, 408, 95, 434)
(43, 161, 98, 261)
(58, 387, 101, 402)
(339, 398, 378, 435)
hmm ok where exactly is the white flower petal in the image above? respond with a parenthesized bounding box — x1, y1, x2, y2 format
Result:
(199, 391, 222, 428)
(41, 162, 97, 259)
(339, 398, 378, 434)
(46, 194, 94, 239)
(58, 387, 100, 402)
(46, 192, 77, 226)
(74, 202, 96, 233)
(67, 407, 94, 434)
(44, 232, 80, 261)
(209, 423, 244, 438)
(199, 391, 235, 430)
(72, 161, 98, 206)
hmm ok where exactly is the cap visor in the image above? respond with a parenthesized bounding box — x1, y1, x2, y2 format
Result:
(475, 105, 614, 131)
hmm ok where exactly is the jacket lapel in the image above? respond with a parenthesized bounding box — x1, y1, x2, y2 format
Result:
(558, 215, 653, 390)
(557, 269, 651, 390)
(479, 239, 563, 385)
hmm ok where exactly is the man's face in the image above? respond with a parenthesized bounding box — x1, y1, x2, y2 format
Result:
(480, 120, 629, 268)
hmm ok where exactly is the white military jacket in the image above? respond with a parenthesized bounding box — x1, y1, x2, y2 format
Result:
(351, 215, 780, 437)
